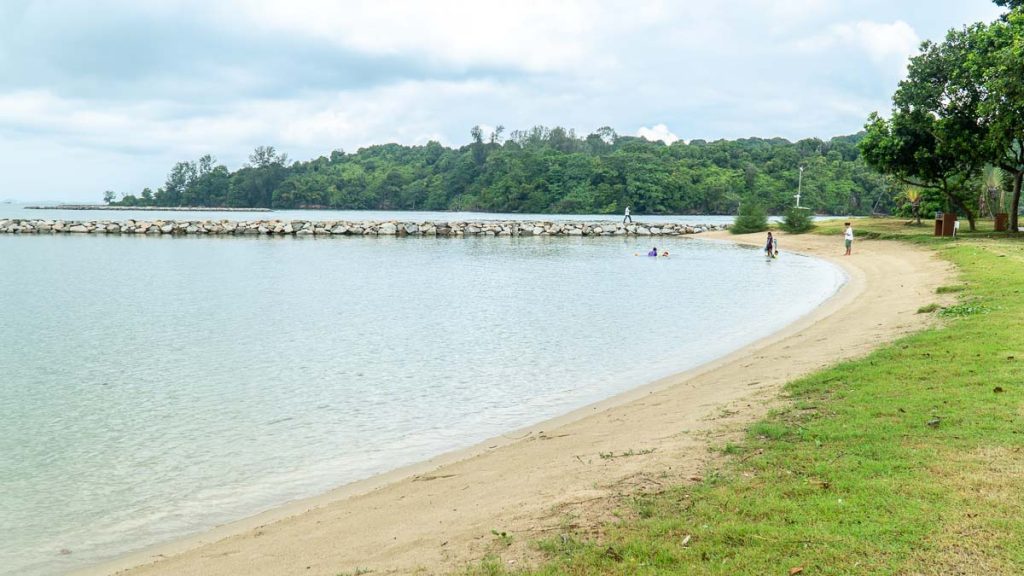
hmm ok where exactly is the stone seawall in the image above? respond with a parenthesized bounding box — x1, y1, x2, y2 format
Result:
(0, 218, 727, 237)
(25, 205, 272, 212)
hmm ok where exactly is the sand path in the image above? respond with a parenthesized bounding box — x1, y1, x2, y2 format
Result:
(90, 231, 953, 576)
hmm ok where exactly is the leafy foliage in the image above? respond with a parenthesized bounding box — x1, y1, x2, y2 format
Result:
(861, 1, 1024, 230)
(780, 207, 814, 233)
(730, 202, 768, 234)
(108, 127, 889, 216)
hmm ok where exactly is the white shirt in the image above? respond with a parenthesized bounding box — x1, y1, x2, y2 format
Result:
(625, 207, 630, 216)
(844, 227, 853, 241)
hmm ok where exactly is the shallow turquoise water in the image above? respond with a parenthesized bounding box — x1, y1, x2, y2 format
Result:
(0, 233, 844, 575)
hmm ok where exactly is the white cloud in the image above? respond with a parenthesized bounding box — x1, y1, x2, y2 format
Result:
(0, 78, 521, 180)
(216, 0, 599, 72)
(0, 1, 1005, 201)
(749, 0, 835, 29)
(0, 90, 265, 156)
(636, 124, 679, 144)
(279, 80, 504, 149)
(794, 20, 921, 72)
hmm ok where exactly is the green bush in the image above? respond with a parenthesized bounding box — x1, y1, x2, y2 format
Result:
(730, 202, 768, 234)
(780, 206, 814, 233)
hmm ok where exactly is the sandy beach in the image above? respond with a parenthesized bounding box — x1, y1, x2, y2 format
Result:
(84, 230, 953, 576)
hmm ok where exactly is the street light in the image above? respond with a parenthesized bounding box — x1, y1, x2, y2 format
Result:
(795, 165, 805, 208)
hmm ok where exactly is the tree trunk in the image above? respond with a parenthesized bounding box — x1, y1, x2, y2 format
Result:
(947, 190, 977, 232)
(1011, 170, 1023, 233)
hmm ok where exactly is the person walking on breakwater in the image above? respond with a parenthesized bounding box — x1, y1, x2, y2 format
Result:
(844, 222, 854, 256)
(623, 205, 632, 224)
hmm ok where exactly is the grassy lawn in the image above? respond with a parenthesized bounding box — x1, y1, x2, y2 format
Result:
(472, 218, 1024, 575)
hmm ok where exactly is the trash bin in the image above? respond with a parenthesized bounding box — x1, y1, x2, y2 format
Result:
(942, 212, 957, 236)
(934, 212, 944, 236)
(995, 213, 1008, 232)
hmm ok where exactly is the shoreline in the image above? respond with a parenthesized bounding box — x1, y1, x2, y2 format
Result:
(79, 231, 952, 576)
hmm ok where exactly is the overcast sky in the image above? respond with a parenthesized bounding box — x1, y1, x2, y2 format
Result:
(0, 0, 1005, 202)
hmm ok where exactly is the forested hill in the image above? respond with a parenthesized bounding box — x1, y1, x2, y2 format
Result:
(108, 126, 889, 215)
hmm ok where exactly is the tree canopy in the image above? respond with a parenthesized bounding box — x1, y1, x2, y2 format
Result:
(108, 127, 887, 216)
(860, 0, 1024, 230)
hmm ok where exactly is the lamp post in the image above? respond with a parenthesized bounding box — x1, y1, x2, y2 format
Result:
(795, 166, 804, 208)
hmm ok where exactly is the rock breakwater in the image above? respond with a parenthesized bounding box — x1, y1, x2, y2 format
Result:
(0, 218, 727, 237)
(24, 205, 271, 212)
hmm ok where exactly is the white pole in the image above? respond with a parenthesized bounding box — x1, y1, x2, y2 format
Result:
(795, 166, 804, 208)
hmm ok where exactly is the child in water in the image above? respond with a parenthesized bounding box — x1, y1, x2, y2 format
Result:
(648, 247, 658, 257)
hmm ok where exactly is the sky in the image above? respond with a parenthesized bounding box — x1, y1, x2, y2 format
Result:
(0, 0, 1006, 202)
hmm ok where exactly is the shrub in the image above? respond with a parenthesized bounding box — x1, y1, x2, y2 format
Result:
(780, 206, 814, 233)
(730, 202, 768, 234)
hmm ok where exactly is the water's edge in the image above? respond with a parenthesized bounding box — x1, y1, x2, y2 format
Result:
(72, 239, 849, 576)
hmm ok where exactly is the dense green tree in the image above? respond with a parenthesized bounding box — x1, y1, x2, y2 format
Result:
(861, 1, 1024, 231)
(730, 202, 768, 234)
(859, 25, 988, 230)
(975, 9, 1024, 229)
(781, 207, 814, 233)
(109, 129, 886, 216)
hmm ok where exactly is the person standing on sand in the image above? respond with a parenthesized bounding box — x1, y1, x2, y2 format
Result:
(844, 222, 854, 255)
(623, 205, 632, 224)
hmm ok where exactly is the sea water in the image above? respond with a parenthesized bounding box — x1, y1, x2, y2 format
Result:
(0, 232, 844, 575)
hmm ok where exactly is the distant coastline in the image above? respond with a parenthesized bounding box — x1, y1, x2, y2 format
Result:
(25, 205, 271, 212)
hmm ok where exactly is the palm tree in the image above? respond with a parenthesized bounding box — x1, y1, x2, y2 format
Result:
(982, 166, 1005, 217)
(902, 186, 924, 225)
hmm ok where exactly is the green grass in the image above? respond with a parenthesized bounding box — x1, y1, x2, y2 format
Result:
(470, 218, 1024, 575)
(491, 529, 515, 547)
